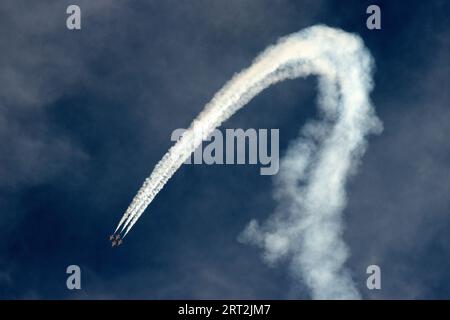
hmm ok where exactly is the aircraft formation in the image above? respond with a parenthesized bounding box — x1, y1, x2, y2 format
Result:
(109, 234, 123, 247)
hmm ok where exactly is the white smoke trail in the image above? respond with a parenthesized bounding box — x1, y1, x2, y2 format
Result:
(113, 25, 382, 299)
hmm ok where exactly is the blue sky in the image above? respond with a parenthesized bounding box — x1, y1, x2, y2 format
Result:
(0, 0, 449, 299)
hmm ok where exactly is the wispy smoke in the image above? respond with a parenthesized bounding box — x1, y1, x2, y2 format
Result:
(113, 25, 382, 299)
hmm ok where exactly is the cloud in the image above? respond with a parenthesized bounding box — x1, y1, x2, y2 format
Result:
(0, 1, 125, 186)
(344, 26, 450, 298)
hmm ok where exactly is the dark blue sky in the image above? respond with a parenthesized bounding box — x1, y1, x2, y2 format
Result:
(0, 0, 449, 299)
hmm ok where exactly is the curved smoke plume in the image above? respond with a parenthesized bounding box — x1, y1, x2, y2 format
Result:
(113, 25, 382, 299)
